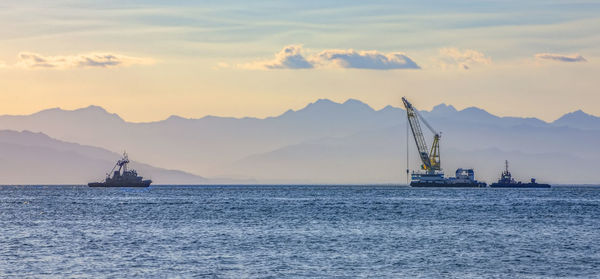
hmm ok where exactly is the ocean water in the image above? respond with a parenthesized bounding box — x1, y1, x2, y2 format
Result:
(0, 185, 599, 278)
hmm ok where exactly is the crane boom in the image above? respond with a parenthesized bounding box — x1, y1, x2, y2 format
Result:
(402, 97, 441, 173)
(402, 97, 431, 170)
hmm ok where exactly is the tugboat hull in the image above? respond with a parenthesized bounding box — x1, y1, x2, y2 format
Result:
(490, 183, 550, 188)
(88, 180, 152, 187)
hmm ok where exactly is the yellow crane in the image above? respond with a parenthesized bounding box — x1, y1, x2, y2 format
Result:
(402, 97, 441, 174)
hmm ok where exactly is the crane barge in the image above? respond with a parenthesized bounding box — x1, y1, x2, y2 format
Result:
(402, 97, 486, 187)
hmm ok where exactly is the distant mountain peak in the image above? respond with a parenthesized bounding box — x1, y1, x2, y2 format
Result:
(297, 98, 336, 111)
(460, 106, 492, 115)
(78, 105, 108, 113)
(556, 109, 597, 120)
(57, 105, 124, 122)
(307, 98, 372, 108)
(166, 115, 187, 121)
(280, 98, 377, 120)
(379, 105, 401, 112)
(553, 109, 599, 130)
(314, 98, 336, 105)
(300, 98, 375, 113)
(431, 103, 457, 113)
(343, 98, 363, 105)
(570, 109, 593, 117)
(32, 105, 119, 117)
(342, 98, 374, 111)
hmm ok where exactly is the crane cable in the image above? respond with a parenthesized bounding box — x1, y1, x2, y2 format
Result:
(414, 108, 438, 136)
(406, 112, 409, 185)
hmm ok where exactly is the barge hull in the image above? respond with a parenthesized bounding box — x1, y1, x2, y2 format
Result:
(88, 181, 151, 187)
(411, 182, 487, 188)
(490, 183, 550, 188)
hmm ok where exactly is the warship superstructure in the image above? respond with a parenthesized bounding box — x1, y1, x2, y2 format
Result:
(490, 160, 550, 188)
(402, 97, 486, 187)
(88, 152, 152, 187)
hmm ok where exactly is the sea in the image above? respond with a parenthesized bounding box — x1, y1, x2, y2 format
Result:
(1, 185, 599, 278)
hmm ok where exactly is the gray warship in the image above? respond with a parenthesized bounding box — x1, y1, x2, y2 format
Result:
(88, 152, 152, 187)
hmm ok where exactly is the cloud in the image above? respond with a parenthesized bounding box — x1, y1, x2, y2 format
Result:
(238, 45, 419, 70)
(16, 52, 154, 69)
(438, 48, 491, 70)
(313, 49, 420, 70)
(535, 53, 587, 63)
(239, 45, 313, 70)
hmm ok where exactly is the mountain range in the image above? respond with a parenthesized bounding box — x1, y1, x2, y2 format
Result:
(0, 99, 599, 184)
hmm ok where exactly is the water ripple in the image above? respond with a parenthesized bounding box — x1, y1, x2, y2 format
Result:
(0, 185, 599, 278)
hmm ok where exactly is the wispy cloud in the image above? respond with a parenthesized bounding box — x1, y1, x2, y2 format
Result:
(438, 48, 491, 70)
(535, 53, 587, 63)
(16, 52, 155, 69)
(237, 45, 419, 70)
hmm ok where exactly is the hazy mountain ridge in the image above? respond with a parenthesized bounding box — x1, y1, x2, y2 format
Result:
(0, 99, 598, 184)
(0, 99, 409, 175)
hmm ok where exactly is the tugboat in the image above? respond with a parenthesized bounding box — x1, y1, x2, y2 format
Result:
(489, 160, 550, 188)
(88, 152, 152, 187)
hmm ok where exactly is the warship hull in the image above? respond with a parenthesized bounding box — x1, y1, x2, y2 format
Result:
(88, 180, 152, 187)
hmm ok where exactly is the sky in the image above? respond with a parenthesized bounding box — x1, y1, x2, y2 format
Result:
(0, 0, 599, 122)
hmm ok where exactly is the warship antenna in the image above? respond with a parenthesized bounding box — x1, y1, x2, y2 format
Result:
(122, 151, 129, 172)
